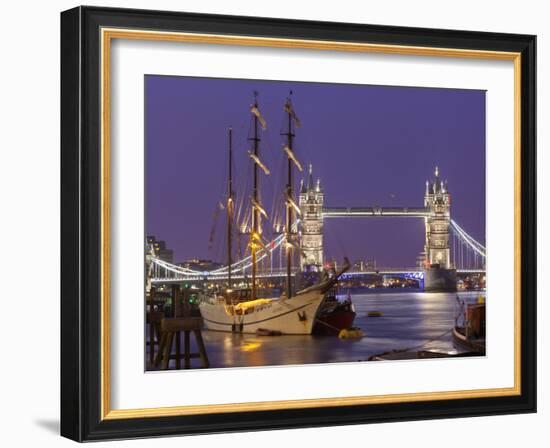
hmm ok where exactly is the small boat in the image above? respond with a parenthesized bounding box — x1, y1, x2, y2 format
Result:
(368, 349, 479, 361)
(452, 296, 486, 355)
(367, 311, 383, 318)
(313, 290, 356, 336)
(452, 327, 485, 355)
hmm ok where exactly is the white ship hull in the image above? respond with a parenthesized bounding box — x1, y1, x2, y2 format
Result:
(199, 289, 326, 335)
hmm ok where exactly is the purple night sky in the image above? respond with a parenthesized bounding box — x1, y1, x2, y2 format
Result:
(145, 75, 486, 267)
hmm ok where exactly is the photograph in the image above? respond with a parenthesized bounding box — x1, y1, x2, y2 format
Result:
(144, 75, 487, 370)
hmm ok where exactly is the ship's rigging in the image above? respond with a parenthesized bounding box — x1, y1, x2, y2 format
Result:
(208, 92, 307, 287)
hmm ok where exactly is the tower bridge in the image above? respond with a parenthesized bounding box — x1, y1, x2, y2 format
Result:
(148, 166, 485, 292)
(298, 165, 460, 290)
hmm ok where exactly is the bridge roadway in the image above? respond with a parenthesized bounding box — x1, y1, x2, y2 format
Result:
(322, 207, 430, 218)
(151, 268, 485, 283)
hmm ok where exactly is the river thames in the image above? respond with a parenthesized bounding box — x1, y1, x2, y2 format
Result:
(155, 290, 485, 370)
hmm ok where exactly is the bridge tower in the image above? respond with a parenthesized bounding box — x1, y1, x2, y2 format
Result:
(424, 166, 456, 291)
(299, 164, 324, 271)
(424, 166, 451, 268)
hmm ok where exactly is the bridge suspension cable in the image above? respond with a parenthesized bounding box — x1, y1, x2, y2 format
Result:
(449, 219, 486, 258)
(148, 222, 298, 279)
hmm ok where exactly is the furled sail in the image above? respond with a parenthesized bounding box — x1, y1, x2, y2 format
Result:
(284, 101, 301, 128)
(250, 105, 267, 130)
(285, 194, 301, 216)
(251, 198, 268, 219)
(248, 151, 270, 174)
(283, 145, 303, 171)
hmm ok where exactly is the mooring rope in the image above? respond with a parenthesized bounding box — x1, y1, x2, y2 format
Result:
(386, 328, 454, 354)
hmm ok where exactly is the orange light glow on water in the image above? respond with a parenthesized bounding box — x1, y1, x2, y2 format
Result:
(240, 341, 262, 352)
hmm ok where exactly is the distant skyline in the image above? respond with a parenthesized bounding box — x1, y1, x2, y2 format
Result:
(146, 75, 485, 267)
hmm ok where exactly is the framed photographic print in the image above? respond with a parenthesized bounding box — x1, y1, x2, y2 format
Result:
(60, 6, 536, 441)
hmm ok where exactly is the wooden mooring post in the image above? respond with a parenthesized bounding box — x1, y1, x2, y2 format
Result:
(146, 286, 163, 365)
(154, 286, 209, 369)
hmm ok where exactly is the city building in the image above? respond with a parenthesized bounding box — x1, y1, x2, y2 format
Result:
(146, 235, 174, 263)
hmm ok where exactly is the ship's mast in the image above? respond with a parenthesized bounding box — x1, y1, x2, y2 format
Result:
(283, 93, 295, 298)
(227, 127, 233, 289)
(250, 92, 261, 301)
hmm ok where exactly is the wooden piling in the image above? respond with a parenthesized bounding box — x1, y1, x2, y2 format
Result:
(155, 317, 209, 370)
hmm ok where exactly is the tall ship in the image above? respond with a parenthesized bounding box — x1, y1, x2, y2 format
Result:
(199, 92, 349, 334)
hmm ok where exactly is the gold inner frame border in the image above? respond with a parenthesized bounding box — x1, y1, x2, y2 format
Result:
(99, 27, 522, 420)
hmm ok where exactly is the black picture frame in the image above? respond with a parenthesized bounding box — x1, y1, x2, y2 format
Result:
(61, 5, 536, 442)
